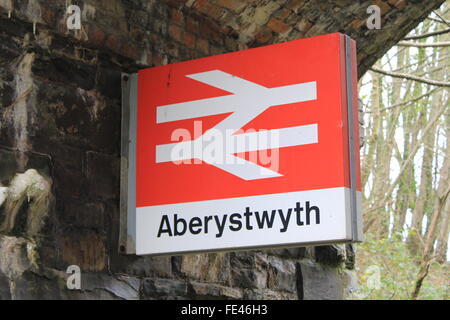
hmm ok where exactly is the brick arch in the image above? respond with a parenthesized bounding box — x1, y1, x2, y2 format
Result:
(169, 0, 445, 77)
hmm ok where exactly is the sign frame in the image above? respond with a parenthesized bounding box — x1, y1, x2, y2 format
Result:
(119, 33, 363, 256)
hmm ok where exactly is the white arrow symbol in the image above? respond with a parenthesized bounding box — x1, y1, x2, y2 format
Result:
(155, 70, 318, 180)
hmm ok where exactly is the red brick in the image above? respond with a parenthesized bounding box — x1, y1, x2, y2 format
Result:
(146, 53, 153, 66)
(217, 0, 246, 12)
(153, 55, 166, 66)
(349, 19, 367, 29)
(40, 5, 57, 26)
(184, 32, 196, 49)
(255, 28, 273, 43)
(373, 0, 392, 14)
(58, 233, 107, 272)
(224, 36, 238, 51)
(276, 8, 291, 20)
(392, 0, 407, 9)
(287, 0, 306, 12)
(170, 8, 184, 26)
(149, 32, 156, 40)
(130, 29, 145, 44)
(87, 28, 106, 46)
(105, 34, 121, 52)
(267, 18, 292, 34)
(296, 20, 313, 33)
(196, 38, 209, 54)
(199, 21, 223, 44)
(186, 16, 200, 33)
(169, 24, 183, 42)
(121, 43, 140, 60)
(194, 0, 226, 19)
(210, 45, 224, 56)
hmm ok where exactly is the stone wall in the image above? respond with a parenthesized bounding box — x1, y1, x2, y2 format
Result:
(0, 0, 444, 300)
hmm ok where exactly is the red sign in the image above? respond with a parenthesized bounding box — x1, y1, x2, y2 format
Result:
(124, 32, 362, 255)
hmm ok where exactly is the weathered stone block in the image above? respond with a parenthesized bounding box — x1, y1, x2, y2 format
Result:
(0, 152, 53, 237)
(0, 34, 20, 67)
(231, 268, 267, 289)
(177, 252, 231, 284)
(85, 151, 120, 200)
(299, 260, 345, 300)
(267, 256, 297, 293)
(113, 255, 173, 278)
(0, 235, 38, 280)
(345, 244, 355, 270)
(32, 78, 121, 155)
(64, 273, 141, 300)
(0, 272, 11, 300)
(0, 16, 32, 38)
(32, 56, 96, 91)
(243, 288, 296, 300)
(264, 246, 307, 259)
(315, 245, 346, 267)
(143, 278, 188, 299)
(96, 64, 122, 100)
(230, 250, 267, 269)
(0, 149, 21, 185)
(58, 200, 107, 231)
(230, 251, 269, 289)
(189, 282, 243, 300)
(11, 270, 62, 300)
(57, 231, 107, 272)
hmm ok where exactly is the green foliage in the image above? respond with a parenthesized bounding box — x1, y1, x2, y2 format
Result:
(350, 235, 449, 300)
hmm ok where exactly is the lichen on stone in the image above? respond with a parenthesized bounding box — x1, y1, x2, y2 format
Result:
(0, 169, 53, 237)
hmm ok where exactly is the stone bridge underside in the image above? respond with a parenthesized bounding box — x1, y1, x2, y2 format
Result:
(0, 0, 445, 300)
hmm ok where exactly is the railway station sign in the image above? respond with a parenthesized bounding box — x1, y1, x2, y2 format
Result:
(120, 32, 362, 255)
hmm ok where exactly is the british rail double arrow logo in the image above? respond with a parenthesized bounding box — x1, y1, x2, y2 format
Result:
(155, 70, 319, 180)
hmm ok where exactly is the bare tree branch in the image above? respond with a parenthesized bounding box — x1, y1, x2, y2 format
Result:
(432, 9, 450, 27)
(370, 67, 450, 87)
(426, 17, 449, 25)
(364, 102, 448, 216)
(404, 27, 450, 40)
(397, 41, 450, 48)
(364, 87, 441, 113)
